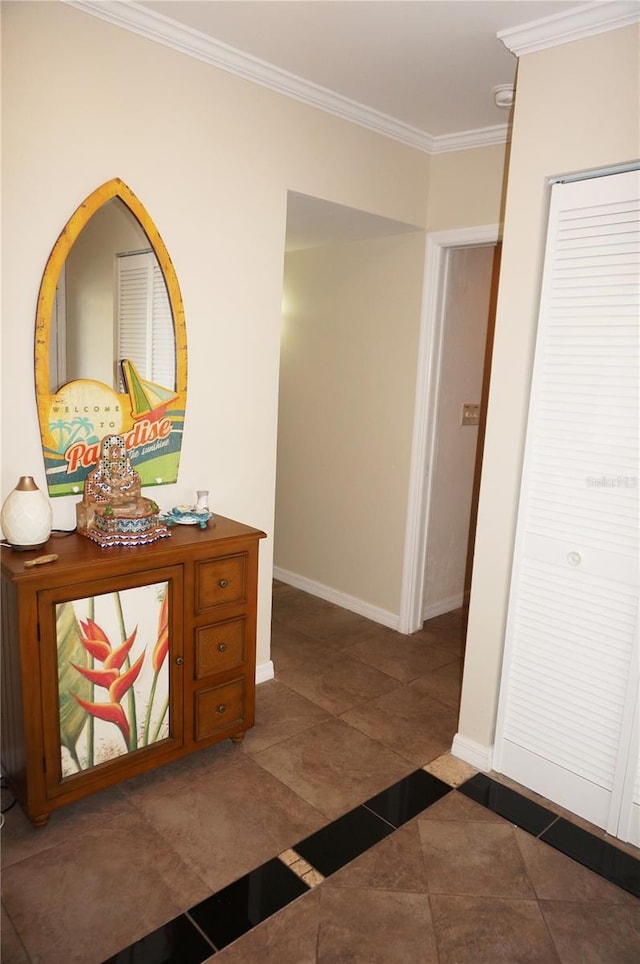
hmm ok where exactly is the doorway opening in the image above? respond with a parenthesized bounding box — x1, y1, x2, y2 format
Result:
(422, 244, 499, 622)
(400, 226, 500, 634)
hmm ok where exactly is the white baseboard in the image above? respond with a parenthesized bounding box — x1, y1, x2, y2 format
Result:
(256, 660, 274, 684)
(451, 732, 493, 772)
(422, 591, 467, 622)
(273, 566, 400, 630)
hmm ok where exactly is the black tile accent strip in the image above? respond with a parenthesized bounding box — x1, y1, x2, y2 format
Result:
(102, 912, 215, 963)
(104, 768, 640, 961)
(541, 817, 640, 898)
(365, 768, 451, 827)
(188, 857, 310, 950)
(459, 774, 640, 900)
(459, 772, 557, 835)
(295, 804, 395, 877)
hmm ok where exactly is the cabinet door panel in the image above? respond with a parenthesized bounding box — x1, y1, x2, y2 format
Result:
(195, 617, 246, 678)
(195, 677, 246, 741)
(38, 566, 184, 799)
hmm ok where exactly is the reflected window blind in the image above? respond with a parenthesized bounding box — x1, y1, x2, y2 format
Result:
(117, 251, 175, 390)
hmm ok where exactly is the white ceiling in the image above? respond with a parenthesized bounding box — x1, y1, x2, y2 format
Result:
(135, 0, 583, 139)
(284, 191, 425, 250)
(70, 1, 632, 247)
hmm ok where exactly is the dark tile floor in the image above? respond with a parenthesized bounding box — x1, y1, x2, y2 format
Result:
(1, 581, 638, 963)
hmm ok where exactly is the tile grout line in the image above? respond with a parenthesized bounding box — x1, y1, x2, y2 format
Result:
(537, 813, 561, 837)
(184, 910, 220, 955)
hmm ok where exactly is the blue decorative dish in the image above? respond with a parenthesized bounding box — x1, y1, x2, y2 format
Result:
(161, 505, 213, 529)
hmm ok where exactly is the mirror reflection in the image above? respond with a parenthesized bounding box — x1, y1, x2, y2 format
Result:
(50, 198, 175, 394)
(35, 177, 188, 498)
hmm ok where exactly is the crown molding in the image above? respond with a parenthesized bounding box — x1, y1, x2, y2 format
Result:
(431, 124, 511, 154)
(498, 0, 640, 56)
(66, 2, 631, 155)
(64, 0, 512, 155)
(64, 0, 432, 152)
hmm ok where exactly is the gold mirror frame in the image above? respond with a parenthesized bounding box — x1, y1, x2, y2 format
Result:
(35, 178, 187, 497)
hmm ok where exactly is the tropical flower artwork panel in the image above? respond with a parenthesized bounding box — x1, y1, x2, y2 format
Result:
(56, 581, 170, 777)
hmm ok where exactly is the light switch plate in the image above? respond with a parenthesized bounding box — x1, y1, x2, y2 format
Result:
(461, 403, 480, 426)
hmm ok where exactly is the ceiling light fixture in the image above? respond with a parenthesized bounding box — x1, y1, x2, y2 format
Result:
(493, 84, 515, 109)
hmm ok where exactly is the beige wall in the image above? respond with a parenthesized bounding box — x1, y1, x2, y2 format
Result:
(427, 144, 509, 232)
(1, 1, 431, 673)
(277, 231, 426, 618)
(458, 24, 640, 755)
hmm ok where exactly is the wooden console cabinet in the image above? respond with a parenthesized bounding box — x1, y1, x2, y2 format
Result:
(1, 515, 265, 826)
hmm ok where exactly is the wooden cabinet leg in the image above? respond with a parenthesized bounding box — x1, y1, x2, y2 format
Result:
(230, 732, 246, 744)
(30, 812, 50, 829)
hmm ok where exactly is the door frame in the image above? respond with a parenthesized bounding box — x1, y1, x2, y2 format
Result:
(399, 224, 500, 634)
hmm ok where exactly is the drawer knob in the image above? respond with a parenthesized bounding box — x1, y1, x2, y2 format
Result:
(217, 704, 226, 714)
(175, 656, 184, 665)
(219, 578, 229, 588)
(218, 642, 227, 652)
(567, 551, 582, 567)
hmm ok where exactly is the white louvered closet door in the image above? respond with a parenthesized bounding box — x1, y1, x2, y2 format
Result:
(494, 169, 640, 844)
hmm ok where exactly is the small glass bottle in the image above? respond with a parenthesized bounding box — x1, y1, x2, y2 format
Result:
(195, 490, 209, 511)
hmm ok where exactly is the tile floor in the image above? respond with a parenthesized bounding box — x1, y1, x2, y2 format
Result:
(1, 581, 638, 963)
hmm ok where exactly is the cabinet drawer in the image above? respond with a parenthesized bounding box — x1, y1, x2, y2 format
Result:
(195, 678, 246, 741)
(195, 617, 246, 679)
(195, 554, 246, 612)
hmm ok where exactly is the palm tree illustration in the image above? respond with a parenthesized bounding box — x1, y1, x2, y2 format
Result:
(49, 418, 73, 453)
(65, 416, 100, 448)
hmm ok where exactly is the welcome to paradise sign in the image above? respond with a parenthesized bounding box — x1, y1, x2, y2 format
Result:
(38, 362, 186, 498)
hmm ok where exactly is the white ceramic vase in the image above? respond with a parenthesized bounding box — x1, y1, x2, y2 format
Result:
(1, 476, 53, 551)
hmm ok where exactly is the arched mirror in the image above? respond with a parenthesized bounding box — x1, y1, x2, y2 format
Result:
(35, 178, 187, 497)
